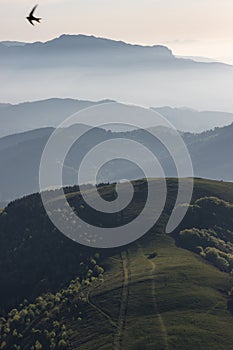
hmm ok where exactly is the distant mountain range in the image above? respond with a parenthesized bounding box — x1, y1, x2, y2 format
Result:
(1, 39, 219, 63)
(152, 106, 233, 132)
(1, 41, 25, 47)
(0, 98, 112, 138)
(176, 55, 219, 63)
(0, 118, 232, 206)
(1, 98, 233, 138)
(0, 34, 227, 70)
(0, 35, 175, 64)
(1, 34, 233, 110)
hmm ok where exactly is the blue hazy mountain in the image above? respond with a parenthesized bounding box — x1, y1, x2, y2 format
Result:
(1, 41, 25, 47)
(1, 34, 233, 111)
(152, 106, 233, 132)
(1, 98, 233, 138)
(0, 119, 232, 205)
(0, 98, 113, 137)
(0, 34, 174, 63)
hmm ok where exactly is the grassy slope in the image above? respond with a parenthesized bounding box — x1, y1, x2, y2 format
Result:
(192, 178, 233, 203)
(2, 178, 233, 349)
(64, 179, 233, 350)
(41, 179, 233, 350)
(66, 233, 233, 350)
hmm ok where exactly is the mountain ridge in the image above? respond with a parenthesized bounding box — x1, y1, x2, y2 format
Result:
(0, 120, 232, 204)
(1, 34, 229, 68)
(2, 35, 233, 109)
(2, 34, 174, 57)
(1, 98, 233, 137)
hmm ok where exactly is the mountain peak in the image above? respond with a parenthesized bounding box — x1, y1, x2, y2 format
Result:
(42, 34, 173, 56)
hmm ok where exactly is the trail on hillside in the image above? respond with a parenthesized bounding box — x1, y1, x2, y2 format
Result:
(113, 250, 130, 350)
(87, 288, 117, 329)
(137, 243, 169, 350)
(69, 282, 117, 350)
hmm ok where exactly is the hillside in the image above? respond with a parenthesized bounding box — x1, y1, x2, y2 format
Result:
(1, 178, 233, 349)
(0, 121, 233, 205)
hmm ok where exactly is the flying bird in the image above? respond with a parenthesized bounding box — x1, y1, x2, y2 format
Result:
(27, 5, 42, 26)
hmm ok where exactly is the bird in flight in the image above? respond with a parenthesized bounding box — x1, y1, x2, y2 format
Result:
(27, 5, 42, 26)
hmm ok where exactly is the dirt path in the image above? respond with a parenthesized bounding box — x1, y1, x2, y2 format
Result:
(113, 250, 130, 350)
(87, 288, 117, 329)
(76, 245, 169, 350)
(137, 243, 169, 350)
(76, 252, 130, 350)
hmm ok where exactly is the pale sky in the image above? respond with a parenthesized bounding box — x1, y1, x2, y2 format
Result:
(1, 0, 233, 63)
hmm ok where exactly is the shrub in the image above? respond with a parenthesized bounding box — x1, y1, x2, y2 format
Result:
(58, 339, 68, 349)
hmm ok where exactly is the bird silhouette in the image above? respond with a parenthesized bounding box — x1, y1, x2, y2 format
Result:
(27, 5, 42, 26)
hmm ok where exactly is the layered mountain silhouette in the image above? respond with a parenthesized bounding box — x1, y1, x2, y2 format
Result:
(0, 35, 174, 63)
(1, 34, 233, 110)
(0, 98, 112, 138)
(1, 98, 233, 138)
(1, 41, 25, 47)
(153, 106, 233, 132)
(0, 117, 232, 206)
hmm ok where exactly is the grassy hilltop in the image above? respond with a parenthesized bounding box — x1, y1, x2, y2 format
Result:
(1, 178, 233, 349)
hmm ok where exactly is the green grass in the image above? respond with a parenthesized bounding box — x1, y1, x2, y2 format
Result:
(192, 178, 233, 203)
(30, 179, 233, 349)
(2, 178, 233, 349)
(64, 232, 233, 350)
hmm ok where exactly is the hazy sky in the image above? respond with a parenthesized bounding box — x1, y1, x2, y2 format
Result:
(1, 0, 233, 63)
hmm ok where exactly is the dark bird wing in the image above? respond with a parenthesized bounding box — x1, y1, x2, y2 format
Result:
(28, 18, 35, 26)
(29, 5, 38, 17)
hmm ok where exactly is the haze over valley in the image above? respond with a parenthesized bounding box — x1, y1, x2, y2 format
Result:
(1, 34, 233, 112)
(0, 102, 232, 206)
